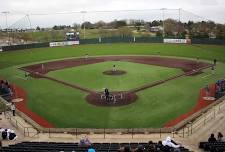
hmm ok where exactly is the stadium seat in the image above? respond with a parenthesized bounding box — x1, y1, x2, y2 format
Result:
(0, 141, 193, 152)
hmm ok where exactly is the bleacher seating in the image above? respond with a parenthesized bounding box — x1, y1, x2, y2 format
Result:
(199, 142, 225, 152)
(0, 141, 192, 152)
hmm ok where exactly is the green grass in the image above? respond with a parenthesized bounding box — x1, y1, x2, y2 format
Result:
(48, 61, 183, 91)
(0, 43, 225, 69)
(0, 43, 225, 128)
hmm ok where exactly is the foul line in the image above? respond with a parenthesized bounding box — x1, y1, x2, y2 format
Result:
(201, 74, 212, 78)
(15, 75, 27, 80)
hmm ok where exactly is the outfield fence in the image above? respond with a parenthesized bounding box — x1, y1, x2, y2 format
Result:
(1, 37, 224, 52)
(1, 96, 225, 139)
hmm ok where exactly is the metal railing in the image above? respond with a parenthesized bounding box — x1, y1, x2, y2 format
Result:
(1, 96, 225, 139)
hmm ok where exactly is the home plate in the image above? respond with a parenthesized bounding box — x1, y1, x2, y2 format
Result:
(203, 96, 215, 101)
(12, 98, 24, 103)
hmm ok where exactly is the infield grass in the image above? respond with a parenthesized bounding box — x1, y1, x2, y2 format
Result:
(47, 61, 183, 91)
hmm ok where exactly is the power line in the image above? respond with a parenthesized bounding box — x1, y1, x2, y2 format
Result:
(9, 8, 180, 16)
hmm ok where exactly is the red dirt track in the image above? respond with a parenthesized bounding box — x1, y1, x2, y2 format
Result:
(14, 55, 215, 128)
(164, 84, 216, 127)
(12, 85, 54, 128)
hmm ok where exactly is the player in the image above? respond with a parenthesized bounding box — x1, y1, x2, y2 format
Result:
(112, 65, 116, 72)
(85, 54, 89, 60)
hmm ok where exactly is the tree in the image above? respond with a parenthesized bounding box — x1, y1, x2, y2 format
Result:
(118, 27, 132, 37)
(36, 26, 41, 31)
(107, 20, 127, 29)
(94, 21, 106, 28)
(151, 20, 161, 27)
(73, 23, 80, 30)
(81, 22, 94, 29)
(215, 24, 225, 39)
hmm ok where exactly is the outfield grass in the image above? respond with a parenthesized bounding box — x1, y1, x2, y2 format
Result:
(0, 43, 225, 128)
(0, 43, 225, 69)
(47, 61, 183, 91)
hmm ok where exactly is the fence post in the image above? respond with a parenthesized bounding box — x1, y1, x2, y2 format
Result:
(131, 128, 134, 139)
(204, 114, 206, 125)
(27, 128, 29, 137)
(182, 127, 185, 138)
(24, 127, 26, 137)
(76, 128, 77, 139)
(104, 128, 105, 139)
(187, 125, 190, 136)
(160, 128, 161, 138)
(172, 128, 175, 138)
(214, 107, 216, 118)
(48, 128, 50, 138)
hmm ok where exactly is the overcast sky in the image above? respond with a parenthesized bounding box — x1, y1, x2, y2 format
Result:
(0, 0, 225, 28)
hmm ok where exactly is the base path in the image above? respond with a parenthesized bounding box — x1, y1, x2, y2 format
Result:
(20, 56, 212, 107)
(21, 56, 210, 74)
(21, 55, 212, 95)
(17, 55, 214, 127)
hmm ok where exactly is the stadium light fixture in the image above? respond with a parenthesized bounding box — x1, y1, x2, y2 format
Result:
(1, 11, 10, 29)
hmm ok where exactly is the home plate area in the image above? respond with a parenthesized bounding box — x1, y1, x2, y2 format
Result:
(86, 91, 138, 107)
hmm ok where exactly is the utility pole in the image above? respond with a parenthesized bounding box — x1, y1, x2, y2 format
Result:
(178, 8, 181, 23)
(81, 11, 87, 39)
(161, 8, 166, 38)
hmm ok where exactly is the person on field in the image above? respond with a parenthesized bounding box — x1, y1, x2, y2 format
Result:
(205, 85, 210, 97)
(213, 59, 217, 66)
(104, 88, 110, 101)
(211, 66, 215, 75)
(85, 54, 89, 60)
(11, 103, 16, 116)
(112, 65, 116, 72)
(196, 57, 199, 63)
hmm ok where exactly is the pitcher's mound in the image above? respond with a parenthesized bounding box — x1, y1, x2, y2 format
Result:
(103, 70, 127, 76)
(86, 91, 138, 107)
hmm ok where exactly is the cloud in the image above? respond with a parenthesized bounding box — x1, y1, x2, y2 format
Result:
(0, 0, 224, 28)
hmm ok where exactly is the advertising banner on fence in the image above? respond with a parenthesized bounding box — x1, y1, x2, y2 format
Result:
(0, 47, 2, 52)
(49, 41, 79, 47)
(163, 39, 191, 44)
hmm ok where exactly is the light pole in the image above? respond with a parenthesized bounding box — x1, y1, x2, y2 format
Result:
(160, 8, 166, 38)
(81, 11, 87, 39)
(2, 11, 9, 30)
(2, 11, 10, 45)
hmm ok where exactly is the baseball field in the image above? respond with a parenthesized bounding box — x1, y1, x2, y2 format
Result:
(0, 43, 225, 128)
